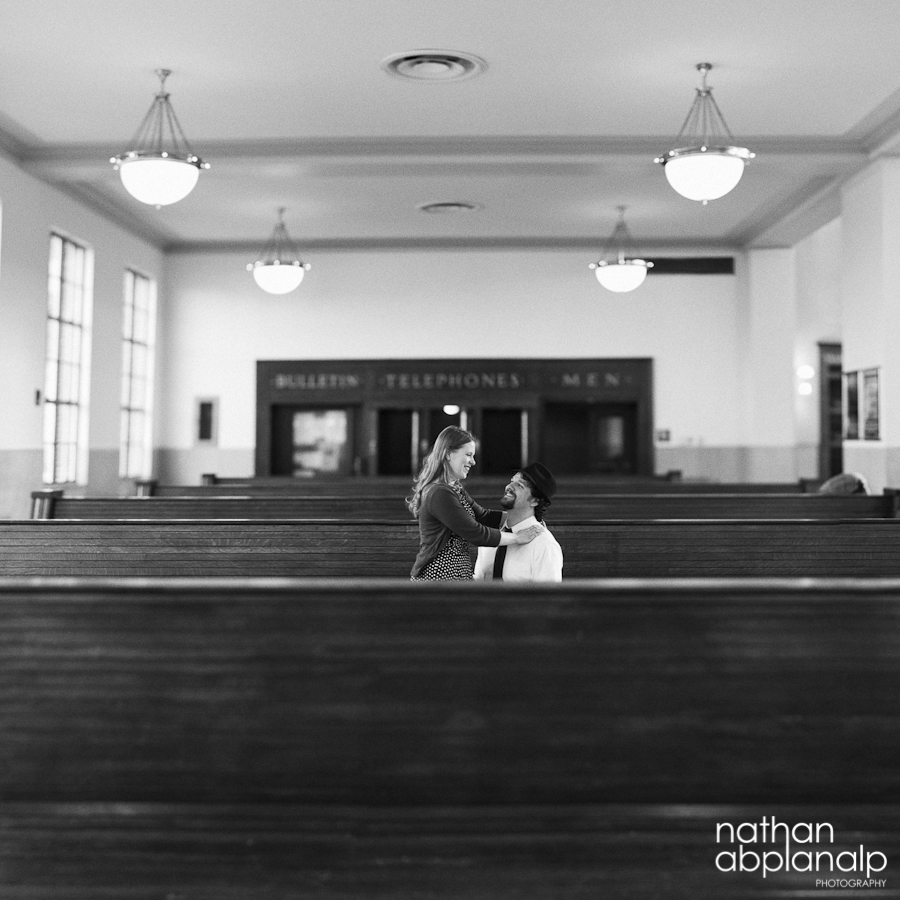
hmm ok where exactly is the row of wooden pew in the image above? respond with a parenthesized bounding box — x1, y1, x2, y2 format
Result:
(6, 517, 900, 577)
(4, 475, 898, 898)
(32, 487, 899, 520)
(2, 576, 900, 898)
(137, 471, 824, 495)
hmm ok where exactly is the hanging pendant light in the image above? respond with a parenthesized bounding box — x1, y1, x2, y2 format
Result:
(110, 69, 209, 207)
(654, 63, 754, 203)
(589, 206, 653, 293)
(247, 207, 311, 294)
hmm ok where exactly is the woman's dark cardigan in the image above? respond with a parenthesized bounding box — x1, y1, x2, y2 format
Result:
(410, 481, 503, 578)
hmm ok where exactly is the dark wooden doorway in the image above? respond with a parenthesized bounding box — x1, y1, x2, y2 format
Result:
(377, 409, 415, 475)
(819, 343, 843, 479)
(478, 408, 524, 475)
(543, 402, 638, 475)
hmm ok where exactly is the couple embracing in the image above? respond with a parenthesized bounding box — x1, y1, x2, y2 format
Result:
(407, 426, 563, 583)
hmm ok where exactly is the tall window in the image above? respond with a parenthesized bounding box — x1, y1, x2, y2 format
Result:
(44, 233, 91, 484)
(120, 269, 155, 478)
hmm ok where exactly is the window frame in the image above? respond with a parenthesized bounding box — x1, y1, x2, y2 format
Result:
(43, 232, 93, 485)
(120, 267, 157, 478)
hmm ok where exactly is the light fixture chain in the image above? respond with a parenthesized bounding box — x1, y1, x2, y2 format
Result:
(600, 207, 640, 263)
(254, 209, 305, 266)
(673, 87, 735, 146)
(155, 96, 166, 152)
(704, 90, 736, 143)
(161, 97, 197, 157)
(126, 96, 163, 152)
(119, 70, 201, 160)
(674, 91, 703, 144)
(672, 64, 737, 147)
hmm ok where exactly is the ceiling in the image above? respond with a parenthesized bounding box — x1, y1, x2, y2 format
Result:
(4, 0, 900, 256)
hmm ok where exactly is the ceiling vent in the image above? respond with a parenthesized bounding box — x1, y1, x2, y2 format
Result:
(382, 51, 487, 82)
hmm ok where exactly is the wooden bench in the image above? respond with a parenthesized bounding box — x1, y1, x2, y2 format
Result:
(33, 489, 900, 520)
(197, 470, 687, 486)
(7, 518, 900, 577)
(139, 472, 816, 496)
(1, 576, 899, 898)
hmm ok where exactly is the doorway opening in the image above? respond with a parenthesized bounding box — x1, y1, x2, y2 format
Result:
(377, 409, 416, 475)
(542, 402, 638, 474)
(271, 406, 355, 477)
(478, 408, 526, 474)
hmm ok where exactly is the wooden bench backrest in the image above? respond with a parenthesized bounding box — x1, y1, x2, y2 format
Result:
(5, 518, 900, 577)
(2, 576, 900, 806)
(141, 474, 812, 496)
(38, 492, 898, 520)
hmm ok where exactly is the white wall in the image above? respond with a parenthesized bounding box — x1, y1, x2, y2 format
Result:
(0, 153, 163, 517)
(0, 147, 873, 510)
(159, 248, 751, 482)
(793, 216, 842, 457)
(840, 158, 900, 489)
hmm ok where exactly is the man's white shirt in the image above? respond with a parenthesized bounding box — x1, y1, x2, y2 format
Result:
(473, 515, 563, 582)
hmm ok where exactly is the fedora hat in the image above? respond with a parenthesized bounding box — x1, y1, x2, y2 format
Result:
(519, 462, 557, 501)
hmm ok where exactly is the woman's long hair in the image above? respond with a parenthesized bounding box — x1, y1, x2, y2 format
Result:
(406, 426, 476, 516)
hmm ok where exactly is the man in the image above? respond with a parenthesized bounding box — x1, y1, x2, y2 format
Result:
(473, 462, 563, 582)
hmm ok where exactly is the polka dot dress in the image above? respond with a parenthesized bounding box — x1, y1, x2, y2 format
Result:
(411, 484, 477, 581)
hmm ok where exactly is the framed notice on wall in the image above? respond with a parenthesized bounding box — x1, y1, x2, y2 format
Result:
(843, 367, 881, 441)
(863, 368, 880, 440)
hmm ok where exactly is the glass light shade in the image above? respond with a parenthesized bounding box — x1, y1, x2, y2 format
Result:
(118, 156, 201, 206)
(250, 261, 308, 295)
(661, 149, 747, 202)
(593, 260, 649, 293)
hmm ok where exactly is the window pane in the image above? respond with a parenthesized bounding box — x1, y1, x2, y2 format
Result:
(44, 360, 58, 402)
(43, 402, 57, 445)
(130, 375, 146, 409)
(123, 301, 134, 340)
(120, 269, 155, 479)
(48, 235, 62, 281)
(129, 410, 145, 446)
(132, 306, 148, 343)
(132, 343, 147, 378)
(134, 275, 149, 310)
(60, 323, 81, 365)
(121, 371, 133, 408)
(63, 245, 82, 288)
(60, 284, 79, 322)
(47, 275, 61, 318)
(56, 404, 72, 443)
(45, 319, 60, 362)
(59, 363, 78, 403)
(45, 233, 90, 485)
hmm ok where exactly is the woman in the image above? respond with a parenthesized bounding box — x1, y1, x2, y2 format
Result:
(407, 426, 543, 580)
